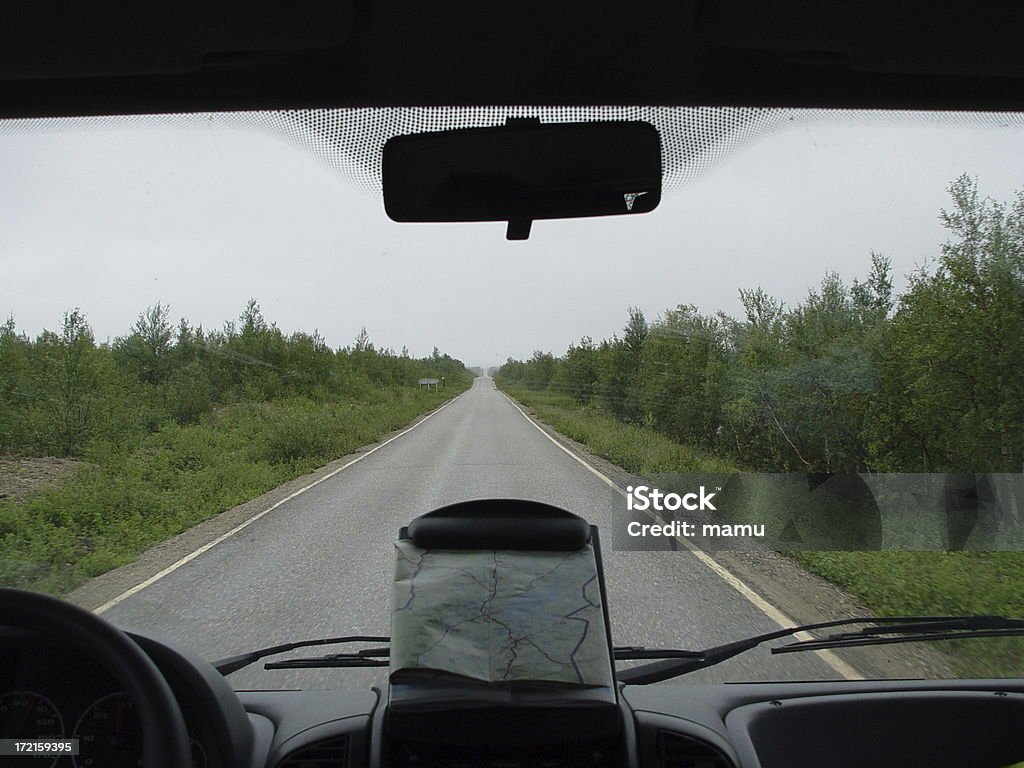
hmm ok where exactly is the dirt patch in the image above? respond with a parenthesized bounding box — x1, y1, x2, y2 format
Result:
(0, 455, 88, 505)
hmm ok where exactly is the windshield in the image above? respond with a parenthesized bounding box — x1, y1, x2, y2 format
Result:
(1, 108, 1022, 690)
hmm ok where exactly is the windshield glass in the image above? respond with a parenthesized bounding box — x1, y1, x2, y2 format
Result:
(1, 108, 1022, 690)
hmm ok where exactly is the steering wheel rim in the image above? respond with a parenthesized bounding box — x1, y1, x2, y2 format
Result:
(0, 588, 191, 768)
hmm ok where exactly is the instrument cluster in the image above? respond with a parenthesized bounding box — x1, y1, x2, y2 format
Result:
(0, 640, 212, 767)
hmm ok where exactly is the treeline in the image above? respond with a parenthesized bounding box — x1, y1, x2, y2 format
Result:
(0, 298, 468, 459)
(497, 175, 1024, 474)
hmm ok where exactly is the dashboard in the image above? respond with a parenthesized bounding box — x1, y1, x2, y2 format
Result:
(0, 667, 194, 767)
(0, 629, 235, 767)
(4, 625, 1024, 768)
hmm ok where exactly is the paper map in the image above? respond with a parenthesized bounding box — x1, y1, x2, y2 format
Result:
(390, 540, 615, 687)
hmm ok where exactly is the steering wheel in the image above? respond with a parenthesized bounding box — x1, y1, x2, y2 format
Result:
(0, 588, 191, 768)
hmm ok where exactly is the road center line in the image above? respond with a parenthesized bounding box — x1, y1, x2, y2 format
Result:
(93, 391, 467, 615)
(498, 390, 863, 681)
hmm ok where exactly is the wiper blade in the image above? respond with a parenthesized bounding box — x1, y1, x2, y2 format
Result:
(774, 617, 1024, 654)
(214, 636, 389, 676)
(266, 646, 690, 670)
(266, 647, 390, 670)
(216, 618, 1023, 679)
(613, 646, 703, 660)
(615, 615, 1024, 685)
(218, 640, 670, 674)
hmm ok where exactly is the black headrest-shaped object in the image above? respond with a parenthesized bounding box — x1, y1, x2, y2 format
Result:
(403, 499, 591, 551)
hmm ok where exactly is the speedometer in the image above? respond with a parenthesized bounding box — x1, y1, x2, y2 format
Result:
(0, 691, 65, 768)
(72, 692, 208, 768)
(72, 692, 141, 768)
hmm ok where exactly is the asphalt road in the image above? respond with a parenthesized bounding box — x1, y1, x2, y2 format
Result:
(102, 377, 852, 689)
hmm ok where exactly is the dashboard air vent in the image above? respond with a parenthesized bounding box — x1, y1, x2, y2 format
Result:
(658, 731, 732, 768)
(277, 735, 349, 768)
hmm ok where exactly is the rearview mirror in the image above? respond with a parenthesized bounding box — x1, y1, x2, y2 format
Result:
(382, 119, 661, 240)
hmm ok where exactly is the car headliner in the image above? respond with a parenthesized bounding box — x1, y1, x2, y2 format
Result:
(0, 1, 1023, 118)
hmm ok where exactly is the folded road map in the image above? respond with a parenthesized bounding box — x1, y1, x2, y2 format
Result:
(390, 540, 615, 689)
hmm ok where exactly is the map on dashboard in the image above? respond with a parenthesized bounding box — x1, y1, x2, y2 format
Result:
(389, 540, 615, 688)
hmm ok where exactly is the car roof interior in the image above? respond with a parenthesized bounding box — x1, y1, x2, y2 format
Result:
(1, 0, 1022, 119)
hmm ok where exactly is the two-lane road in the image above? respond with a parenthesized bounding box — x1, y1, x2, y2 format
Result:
(102, 377, 851, 689)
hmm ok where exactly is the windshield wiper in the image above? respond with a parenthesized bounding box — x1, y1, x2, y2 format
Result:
(773, 616, 1024, 654)
(216, 639, 691, 674)
(266, 647, 391, 670)
(215, 616, 1024, 679)
(615, 615, 1024, 685)
(214, 635, 389, 675)
(263, 646, 699, 670)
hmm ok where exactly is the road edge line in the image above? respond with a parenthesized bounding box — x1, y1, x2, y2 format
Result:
(498, 390, 863, 681)
(94, 390, 468, 614)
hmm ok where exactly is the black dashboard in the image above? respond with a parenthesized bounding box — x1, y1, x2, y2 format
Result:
(4, 626, 1024, 768)
(0, 628, 247, 767)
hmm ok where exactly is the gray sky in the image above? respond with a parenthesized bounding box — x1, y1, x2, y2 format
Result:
(2, 116, 1023, 369)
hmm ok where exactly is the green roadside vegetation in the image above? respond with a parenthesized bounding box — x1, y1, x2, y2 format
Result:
(502, 388, 737, 475)
(0, 299, 470, 594)
(496, 175, 1024, 678)
(502, 386, 1024, 677)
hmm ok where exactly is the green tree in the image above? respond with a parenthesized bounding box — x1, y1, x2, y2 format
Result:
(0, 316, 31, 450)
(638, 306, 728, 447)
(554, 336, 599, 404)
(868, 176, 1024, 471)
(35, 310, 104, 456)
(113, 302, 175, 386)
(596, 307, 648, 419)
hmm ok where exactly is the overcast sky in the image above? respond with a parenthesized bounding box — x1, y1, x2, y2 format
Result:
(2, 116, 1023, 369)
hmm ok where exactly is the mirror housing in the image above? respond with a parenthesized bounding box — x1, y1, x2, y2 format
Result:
(382, 119, 661, 239)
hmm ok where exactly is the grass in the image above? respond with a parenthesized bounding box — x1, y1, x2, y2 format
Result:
(0, 382, 469, 595)
(501, 384, 1024, 679)
(792, 550, 1024, 678)
(504, 388, 736, 474)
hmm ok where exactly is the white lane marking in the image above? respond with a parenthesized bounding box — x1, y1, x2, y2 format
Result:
(94, 392, 468, 614)
(499, 391, 864, 681)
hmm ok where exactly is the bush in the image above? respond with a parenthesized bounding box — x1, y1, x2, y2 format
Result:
(0, 377, 471, 595)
